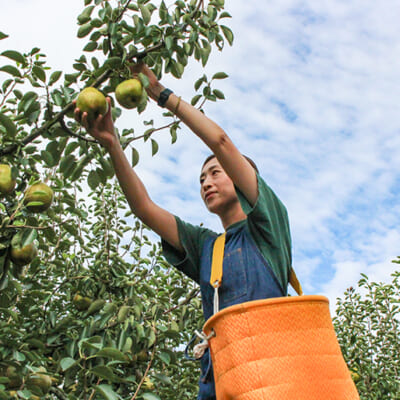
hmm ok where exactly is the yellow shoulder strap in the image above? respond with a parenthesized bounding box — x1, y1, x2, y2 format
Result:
(210, 233, 226, 288)
(210, 233, 303, 296)
(289, 267, 303, 295)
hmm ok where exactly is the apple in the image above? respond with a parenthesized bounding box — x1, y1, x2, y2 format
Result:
(26, 370, 52, 396)
(73, 293, 92, 311)
(76, 87, 108, 123)
(0, 164, 16, 195)
(142, 377, 155, 390)
(10, 242, 38, 267)
(115, 79, 144, 109)
(350, 369, 361, 383)
(137, 349, 149, 362)
(4, 366, 23, 389)
(23, 182, 53, 213)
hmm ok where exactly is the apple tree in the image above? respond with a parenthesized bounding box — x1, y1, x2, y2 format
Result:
(0, 0, 233, 398)
(333, 260, 400, 399)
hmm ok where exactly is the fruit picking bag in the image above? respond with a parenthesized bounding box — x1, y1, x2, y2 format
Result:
(201, 234, 360, 400)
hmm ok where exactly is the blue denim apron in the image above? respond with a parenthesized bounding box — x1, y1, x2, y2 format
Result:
(196, 222, 285, 400)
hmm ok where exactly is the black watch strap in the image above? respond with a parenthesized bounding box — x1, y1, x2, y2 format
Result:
(157, 88, 173, 107)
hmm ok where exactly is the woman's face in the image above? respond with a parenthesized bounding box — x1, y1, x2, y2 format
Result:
(199, 158, 238, 214)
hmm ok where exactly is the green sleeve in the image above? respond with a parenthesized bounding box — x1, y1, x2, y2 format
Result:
(161, 216, 216, 284)
(236, 174, 292, 293)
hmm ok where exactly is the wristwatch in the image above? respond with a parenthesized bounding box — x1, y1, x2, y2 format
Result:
(157, 88, 173, 107)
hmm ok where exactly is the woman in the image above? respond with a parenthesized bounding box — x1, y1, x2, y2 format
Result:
(75, 63, 292, 400)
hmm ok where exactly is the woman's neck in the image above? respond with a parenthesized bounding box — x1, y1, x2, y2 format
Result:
(219, 203, 247, 230)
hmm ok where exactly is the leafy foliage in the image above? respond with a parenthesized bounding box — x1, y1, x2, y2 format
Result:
(0, 0, 234, 398)
(334, 264, 400, 399)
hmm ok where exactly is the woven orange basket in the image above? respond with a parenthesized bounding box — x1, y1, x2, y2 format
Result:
(203, 295, 360, 400)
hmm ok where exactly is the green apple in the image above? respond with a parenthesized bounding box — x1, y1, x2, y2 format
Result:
(0, 164, 16, 195)
(76, 87, 108, 123)
(26, 371, 52, 395)
(10, 241, 38, 267)
(115, 79, 144, 109)
(4, 366, 23, 389)
(23, 182, 53, 213)
(73, 293, 92, 311)
(142, 377, 155, 390)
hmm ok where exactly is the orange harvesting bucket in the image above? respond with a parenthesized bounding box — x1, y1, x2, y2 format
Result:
(203, 295, 360, 400)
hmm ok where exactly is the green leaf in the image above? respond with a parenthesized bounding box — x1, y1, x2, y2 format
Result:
(212, 72, 228, 80)
(30, 47, 40, 55)
(165, 36, 173, 50)
(153, 372, 172, 385)
(1, 50, 25, 64)
(0, 112, 17, 136)
(91, 19, 103, 28)
(60, 357, 76, 371)
(78, 23, 93, 38)
(170, 125, 177, 144)
(105, 57, 123, 68)
(140, 4, 151, 25)
(219, 11, 232, 19)
(99, 158, 114, 177)
(159, 1, 168, 20)
(158, 351, 171, 365)
(80, 336, 103, 351)
(213, 89, 225, 99)
(60, 154, 76, 173)
(41, 150, 55, 167)
(12, 228, 37, 248)
(0, 65, 21, 77)
(151, 139, 158, 156)
(95, 347, 127, 361)
(2, 78, 13, 93)
(73, 63, 87, 72)
(84, 41, 98, 52)
(48, 70, 62, 86)
(90, 365, 119, 382)
(131, 147, 139, 167)
(148, 329, 156, 347)
(194, 77, 206, 91)
(221, 25, 234, 45)
(138, 73, 150, 89)
(142, 393, 162, 400)
(18, 91, 38, 113)
(32, 65, 46, 82)
(78, 6, 95, 25)
(88, 170, 101, 190)
(95, 384, 120, 400)
(0, 32, 9, 40)
(86, 299, 106, 316)
(191, 94, 202, 106)
(65, 142, 80, 156)
(200, 43, 211, 67)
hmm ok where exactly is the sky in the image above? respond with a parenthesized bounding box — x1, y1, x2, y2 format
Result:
(2, 0, 400, 306)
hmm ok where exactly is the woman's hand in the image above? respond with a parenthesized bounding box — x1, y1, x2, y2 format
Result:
(130, 62, 165, 102)
(74, 97, 118, 151)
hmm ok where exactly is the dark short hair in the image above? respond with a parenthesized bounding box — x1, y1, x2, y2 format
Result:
(201, 154, 259, 173)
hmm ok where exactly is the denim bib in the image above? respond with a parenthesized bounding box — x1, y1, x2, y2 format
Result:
(196, 222, 284, 400)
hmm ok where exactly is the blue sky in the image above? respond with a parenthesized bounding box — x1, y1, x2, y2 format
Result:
(2, 0, 400, 304)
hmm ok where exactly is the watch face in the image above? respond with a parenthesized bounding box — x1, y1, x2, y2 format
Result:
(158, 89, 172, 107)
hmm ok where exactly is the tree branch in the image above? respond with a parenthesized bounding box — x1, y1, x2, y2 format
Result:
(59, 119, 97, 144)
(49, 386, 69, 400)
(163, 288, 200, 315)
(131, 326, 157, 400)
